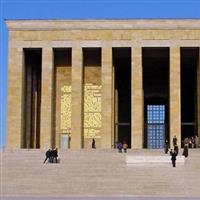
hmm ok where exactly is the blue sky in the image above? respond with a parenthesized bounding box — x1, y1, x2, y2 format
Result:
(1, 0, 200, 148)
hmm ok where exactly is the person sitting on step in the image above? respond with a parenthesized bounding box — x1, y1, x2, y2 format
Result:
(123, 142, 128, 153)
(117, 142, 123, 153)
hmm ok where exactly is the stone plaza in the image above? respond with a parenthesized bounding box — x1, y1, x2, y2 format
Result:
(1, 149, 200, 198)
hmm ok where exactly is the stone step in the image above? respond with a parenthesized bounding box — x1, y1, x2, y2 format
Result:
(126, 155, 185, 165)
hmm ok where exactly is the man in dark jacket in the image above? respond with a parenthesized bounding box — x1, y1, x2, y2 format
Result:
(164, 139, 169, 154)
(174, 144, 179, 155)
(170, 149, 177, 167)
(52, 148, 58, 163)
(43, 149, 51, 164)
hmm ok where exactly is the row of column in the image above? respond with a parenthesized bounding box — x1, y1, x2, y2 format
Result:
(8, 45, 199, 149)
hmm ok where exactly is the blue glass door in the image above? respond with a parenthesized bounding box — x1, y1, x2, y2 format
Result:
(147, 105, 165, 149)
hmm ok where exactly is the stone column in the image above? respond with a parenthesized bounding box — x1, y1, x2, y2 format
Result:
(197, 49, 200, 137)
(71, 46, 83, 149)
(131, 47, 144, 149)
(101, 43, 113, 148)
(40, 48, 53, 149)
(170, 47, 181, 148)
(7, 47, 23, 148)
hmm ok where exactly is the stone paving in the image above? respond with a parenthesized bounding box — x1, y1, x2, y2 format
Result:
(1, 149, 200, 198)
(1, 197, 200, 200)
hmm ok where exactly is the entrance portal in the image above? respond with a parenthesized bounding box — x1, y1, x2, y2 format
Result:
(23, 49, 42, 148)
(181, 48, 199, 144)
(113, 48, 131, 148)
(143, 47, 169, 148)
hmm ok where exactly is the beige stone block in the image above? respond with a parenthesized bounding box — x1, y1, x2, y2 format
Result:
(80, 40, 102, 47)
(111, 30, 132, 40)
(170, 47, 181, 147)
(10, 31, 21, 41)
(71, 47, 83, 149)
(40, 48, 53, 149)
(131, 47, 144, 149)
(112, 40, 132, 47)
(101, 44, 112, 148)
(179, 30, 200, 40)
(6, 47, 23, 148)
(9, 29, 200, 46)
(20, 31, 41, 41)
(38, 31, 65, 41)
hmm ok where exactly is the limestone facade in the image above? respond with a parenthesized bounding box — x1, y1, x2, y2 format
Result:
(6, 20, 200, 149)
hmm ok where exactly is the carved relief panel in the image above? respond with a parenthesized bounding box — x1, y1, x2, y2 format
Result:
(60, 85, 71, 133)
(84, 83, 101, 139)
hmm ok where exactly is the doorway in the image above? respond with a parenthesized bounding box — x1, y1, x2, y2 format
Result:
(143, 47, 169, 148)
(146, 105, 165, 148)
(113, 48, 131, 147)
(181, 48, 198, 144)
(23, 49, 42, 148)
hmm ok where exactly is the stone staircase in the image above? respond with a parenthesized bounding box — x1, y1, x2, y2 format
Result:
(1, 149, 200, 198)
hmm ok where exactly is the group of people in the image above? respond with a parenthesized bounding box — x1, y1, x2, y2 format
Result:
(43, 148, 58, 164)
(116, 141, 128, 153)
(91, 139, 129, 153)
(183, 136, 199, 149)
(43, 135, 198, 167)
(164, 136, 180, 167)
(164, 135, 196, 167)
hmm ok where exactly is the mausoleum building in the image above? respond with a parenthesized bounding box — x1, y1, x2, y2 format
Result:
(6, 19, 200, 149)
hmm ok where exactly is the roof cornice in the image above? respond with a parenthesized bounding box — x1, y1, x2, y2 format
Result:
(5, 19, 200, 31)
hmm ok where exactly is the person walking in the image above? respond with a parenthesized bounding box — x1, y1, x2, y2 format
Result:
(184, 137, 189, 146)
(92, 138, 96, 149)
(191, 137, 195, 148)
(174, 144, 179, 155)
(52, 148, 58, 163)
(182, 143, 189, 158)
(195, 135, 199, 148)
(170, 149, 177, 167)
(173, 135, 177, 147)
(43, 149, 51, 164)
(164, 139, 169, 154)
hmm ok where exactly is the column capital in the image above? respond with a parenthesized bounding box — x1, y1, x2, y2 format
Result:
(102, 40, 112, 48)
